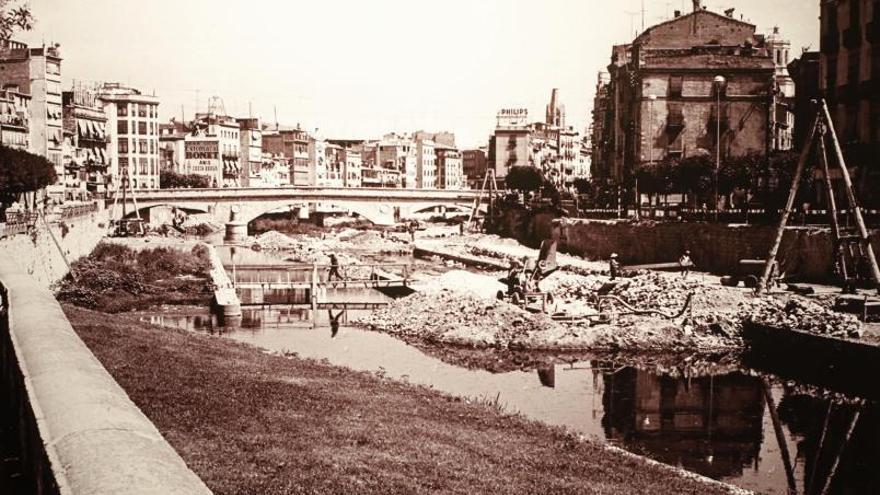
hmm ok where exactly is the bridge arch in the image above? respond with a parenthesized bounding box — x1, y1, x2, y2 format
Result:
(238, 201, 396, 226)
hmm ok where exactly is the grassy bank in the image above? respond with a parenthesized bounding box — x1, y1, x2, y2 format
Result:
(64, 305, 741, 495)
(56, 242, 212, 313)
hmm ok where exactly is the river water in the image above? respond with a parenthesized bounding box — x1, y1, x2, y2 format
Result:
(143, 244, 880, 495)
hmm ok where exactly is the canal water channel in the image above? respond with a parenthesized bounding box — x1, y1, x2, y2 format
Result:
(143, 243, 879, 495)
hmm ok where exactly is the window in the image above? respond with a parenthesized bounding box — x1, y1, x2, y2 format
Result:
(118, 138, 128, 154)
(117, 120, 128, 135)
(139, 139, 147, 153)
(138, 122, 147, 135)
(138, 104, 147, 118)
(117, 105, 128, 117)
(139, 157, 148, 174)
(669, 76, 683, 97)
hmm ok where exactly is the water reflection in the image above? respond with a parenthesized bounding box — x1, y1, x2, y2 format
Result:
(141, 310, 879, 495)
(599, 366, 764, 481)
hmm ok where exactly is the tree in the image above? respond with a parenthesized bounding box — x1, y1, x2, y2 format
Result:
(505, 166, 544, 192)
(160, 170, 212, 189)
(572, 177, 592, 195)
(0, 1, 33, 42)
(675, 154, 714, 206)
(0, 145, 57, 208)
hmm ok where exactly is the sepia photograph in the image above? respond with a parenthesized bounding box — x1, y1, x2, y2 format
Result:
(0, 0, 877, 494)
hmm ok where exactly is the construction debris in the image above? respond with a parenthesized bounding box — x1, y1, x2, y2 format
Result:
(742, 297, 863, 339)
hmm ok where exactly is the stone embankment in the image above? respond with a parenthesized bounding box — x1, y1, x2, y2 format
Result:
(0, 259, 211, 495)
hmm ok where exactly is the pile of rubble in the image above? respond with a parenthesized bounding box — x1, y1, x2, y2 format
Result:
(361, 288, 563, 349)
(741, 297, 863, 339)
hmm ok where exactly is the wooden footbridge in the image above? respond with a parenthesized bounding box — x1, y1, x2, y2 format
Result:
(224, 262, 413, 309)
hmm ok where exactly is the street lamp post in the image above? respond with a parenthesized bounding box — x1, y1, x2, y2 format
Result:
(643, 94, 657, 219)
(713, 75, 726, 223)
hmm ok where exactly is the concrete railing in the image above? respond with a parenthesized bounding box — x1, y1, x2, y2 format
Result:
(0, 262, 212, 495)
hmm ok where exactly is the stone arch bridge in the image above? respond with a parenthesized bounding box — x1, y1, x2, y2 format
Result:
(111, 187, 483, 226)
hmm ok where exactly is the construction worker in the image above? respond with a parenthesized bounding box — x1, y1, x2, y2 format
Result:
(679, 250, 693, 278)
(327, 254, 343, 281)
(609, 253, 620, 280)
(507, 259, 524, 296)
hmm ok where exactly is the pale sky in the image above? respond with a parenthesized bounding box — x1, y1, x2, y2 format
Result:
(22, 0, 818, 148)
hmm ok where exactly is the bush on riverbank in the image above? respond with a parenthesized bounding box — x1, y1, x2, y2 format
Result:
(56, 242, 212, 312)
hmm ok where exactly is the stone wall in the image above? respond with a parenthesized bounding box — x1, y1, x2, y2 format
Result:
(0, 209, 109, 287)
(0, 262, 212, 495)
(513, 214, 879, 282)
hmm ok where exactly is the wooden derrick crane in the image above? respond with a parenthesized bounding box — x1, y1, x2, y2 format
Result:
(758, 100, 880, 294)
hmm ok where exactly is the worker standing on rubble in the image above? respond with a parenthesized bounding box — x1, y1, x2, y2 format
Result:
(609, 253, 620, 280)
(679, 250, 693, 278)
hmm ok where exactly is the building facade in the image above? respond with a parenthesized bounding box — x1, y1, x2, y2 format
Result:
(820, 0, 880, 202)
(0, 41, 64, 197)
(237, 117, 262, 187)
(62, 86, 110, 196)
(262, 126, 312, 186)
(415, 138, 436, 189)
(491, 108, 531, 181)
(590, 2, 780, 201)
(0, 85, 30, 151)
(435, 145, 463, 189)
(462, 148, 487, 189)
(99, 83, 160, 190)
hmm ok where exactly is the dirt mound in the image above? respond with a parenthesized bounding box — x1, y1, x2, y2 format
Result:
(360, 290, 564, 349)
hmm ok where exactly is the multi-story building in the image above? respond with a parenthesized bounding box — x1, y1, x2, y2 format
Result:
(182, 112, 241, 188)
(262, 126, 312, 185)
(435, 145, 463, 189)
(462, 148, 487, 189)
(99, 83, 160, 190)
(491, 108, 531, 182)
(314, 139, 344, 187)
(590, 71, 613, 182)
(590, 1, 780, 200)
(0, 41, 64, 197)
(237, 117, 262, 187)
(62, 85, 110, 196)
(0, 84, 30, 150)
(257, 152, 289, 187)
(787, 51, 821, 149)
(342, 146, 363, 188)
(158, 120, 188, 174)
(767, 26, 795, 152)
(819, 0, 879, 202)
(377, 134, 416, 188)
(415, 138, 436, 189)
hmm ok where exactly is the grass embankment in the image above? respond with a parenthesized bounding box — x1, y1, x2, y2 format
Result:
(65, 306, 738, 495)
(56, 242, 212, 313)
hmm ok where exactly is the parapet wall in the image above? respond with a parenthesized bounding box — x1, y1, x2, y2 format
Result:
(0, 262, 212, 495)
(0, 210, 110, 287)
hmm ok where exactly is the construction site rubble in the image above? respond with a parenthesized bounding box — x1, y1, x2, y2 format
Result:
(741, 297, 863, 339)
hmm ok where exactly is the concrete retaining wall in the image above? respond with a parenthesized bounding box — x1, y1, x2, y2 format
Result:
(0, 210, 110, 287)
(513, 214, 880, 282)
(0, 262, 212, 495)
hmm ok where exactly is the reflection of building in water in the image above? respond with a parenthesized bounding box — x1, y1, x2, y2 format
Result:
(600, 366, 764, 480)
(778, 393, 879, 495)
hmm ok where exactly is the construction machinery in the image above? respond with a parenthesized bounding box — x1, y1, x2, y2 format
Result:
(107, 173, 146, 237)
(497, 238, 560, 313)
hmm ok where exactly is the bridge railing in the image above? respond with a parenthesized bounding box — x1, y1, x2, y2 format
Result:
(229, 263, 412, 286)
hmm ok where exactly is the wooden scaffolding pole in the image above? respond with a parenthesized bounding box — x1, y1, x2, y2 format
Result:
(820, 101, 880, 289)
(756, 110, 820, 295)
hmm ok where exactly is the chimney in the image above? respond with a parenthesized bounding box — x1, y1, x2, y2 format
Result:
(692, 0, 701, 12)
(725, 8, 735, 17)
(674, 10, 681, 17)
